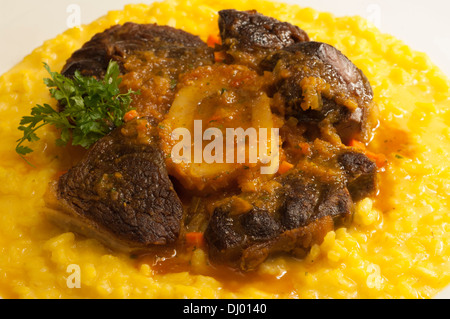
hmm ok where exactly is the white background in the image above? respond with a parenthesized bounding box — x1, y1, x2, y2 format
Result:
(0, 0, 449, 298)
(0, 0, 449, 76)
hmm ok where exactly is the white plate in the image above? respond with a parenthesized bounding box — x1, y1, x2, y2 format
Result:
(1, 0, 449, 76)
(0, 0, 449, 298)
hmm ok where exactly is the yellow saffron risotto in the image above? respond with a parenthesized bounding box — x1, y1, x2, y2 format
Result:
(0, 0, 449, 299)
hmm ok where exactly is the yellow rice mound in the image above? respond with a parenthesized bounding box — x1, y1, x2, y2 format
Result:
(0, 0, 449, 299)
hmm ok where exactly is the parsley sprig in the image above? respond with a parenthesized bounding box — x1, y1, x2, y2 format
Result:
(16, 61, 138, 160)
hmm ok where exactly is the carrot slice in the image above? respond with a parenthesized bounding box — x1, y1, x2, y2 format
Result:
(207, 34, 221, 48)
(214, 51, 227, 63)
(185, 232, 204, 247)
(124, 109, 139, 122)
(348, 139, 366, 150)
(366, 151, 387, 168)
(278, 160, 294, 175)
(348, 139, 387, 168)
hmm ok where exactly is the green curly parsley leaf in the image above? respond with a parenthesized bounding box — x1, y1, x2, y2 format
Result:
(15, 60, 138, 161)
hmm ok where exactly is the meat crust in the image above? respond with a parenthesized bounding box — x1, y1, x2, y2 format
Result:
(265, 41, 376, 143)
(219, 9, 309, 51)
(46, 120, 184, 251)
(217, 9, 309, 71)
(204, 171, 353, 271)
(62, 22, 213, 78)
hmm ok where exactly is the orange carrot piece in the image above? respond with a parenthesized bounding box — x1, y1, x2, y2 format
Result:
(214, 51, 227, 63)
(348, 139, 366, 150)
(124, 109, 139, 122)
(348, 139, 387, 168)
(185, 232, 204, 247)
(207, 34, 221, 48)
(366, 151, 387, 168)
(278, 160, 294, 175)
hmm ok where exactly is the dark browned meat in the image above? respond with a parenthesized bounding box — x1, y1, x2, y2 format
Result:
(45, 119, 183, 252)
(204, 170, 353, 271)
(338, 151, 378, 201)
(61, 22, 214, 120)
(203, 137, 379, 271)
(61, 22, 213, 79)
(264, 41, 376, 144)
(217, 9, 309, 71)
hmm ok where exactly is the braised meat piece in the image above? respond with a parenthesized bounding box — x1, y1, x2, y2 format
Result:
(217, 9, 309, 71)
(338, 151, 378, 201)
(204, 170, 353, 271)
(60, 22, 214, 120)
(264, 41, 376, 144)
(203, 137, 378, 271)
(45, 119, 184, 252)
(61, 22, 213, 79)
